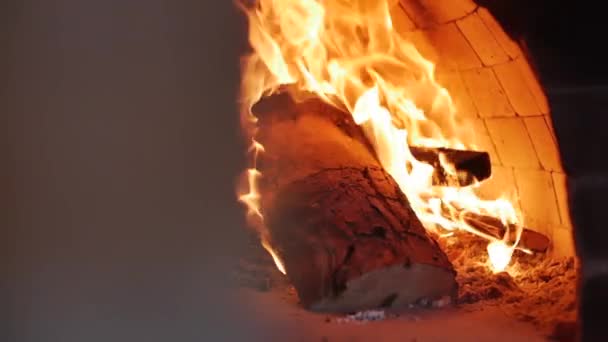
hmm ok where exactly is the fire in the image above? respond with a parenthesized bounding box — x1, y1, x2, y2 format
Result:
(262, 239, 286, 275)
(237, 0, 524, 274)
(487, 241, 515, 273)
(238, 138, 287, 275)
(238, 139, 265, 224)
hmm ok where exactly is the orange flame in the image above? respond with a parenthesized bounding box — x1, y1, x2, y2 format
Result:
(262, 239, 286, 275)
(238, 139, 265, 224)
(487, 240, 514, 273)
(237, 138, 287, 275)
(237, 0, 525, 274)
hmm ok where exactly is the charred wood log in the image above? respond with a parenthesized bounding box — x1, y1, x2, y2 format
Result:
(254, 94, 457, 313)
(462, 212, 550, 253)
(409, 147, 491, 186)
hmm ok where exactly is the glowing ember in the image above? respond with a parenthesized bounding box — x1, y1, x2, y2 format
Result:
(487, 240, 515, 273)
(237, 0, 526, 274)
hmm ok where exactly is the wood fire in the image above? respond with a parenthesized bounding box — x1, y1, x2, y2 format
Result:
(235, 1, 575, 335)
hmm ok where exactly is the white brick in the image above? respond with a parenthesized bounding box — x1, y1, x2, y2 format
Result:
(456, 12, 509, 66)
(515, 57, 550, 114)
(469, 118, 500, 165)
(552, 172, 572, 228)
(524, 116, 563, 171)
(435, 71, 478, 118)
(553, 226, 576, 257)
(390, 3, 416, 33)
(401, 30, 439, 65)
(400, 0, 477, 28)
(477, 7, 522, 59)
(485, 118, 539, 168)
(427, 23, 482, 71)
(474, 165, 519, 209)
(461, 67, 515, 118)
(514, 169, 562, 236)
(493, 61, 542, 116)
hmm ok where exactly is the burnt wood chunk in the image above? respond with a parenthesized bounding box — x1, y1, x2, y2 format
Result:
(254, 94, 457, 313)
(409, 147, 492, 186)
(462, 212, 550, 253)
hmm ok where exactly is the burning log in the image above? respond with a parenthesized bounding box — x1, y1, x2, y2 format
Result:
(253, 92, 492, 187)
(409, 147, 491, 186)
(462, 213, 550, 253)
(254, 94, 458, 313)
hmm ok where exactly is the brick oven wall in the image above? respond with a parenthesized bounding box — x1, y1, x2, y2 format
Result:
(390, 0, 574, 256)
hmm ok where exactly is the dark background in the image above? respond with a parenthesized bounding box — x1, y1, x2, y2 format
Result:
(2, 1, 608, 341)
(2, 1, 264, 341)
(482, 2, 608, 339)
(478, 0, 608, 87)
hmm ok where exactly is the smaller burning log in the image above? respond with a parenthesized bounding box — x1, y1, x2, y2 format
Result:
(253, 92, 492, 188)
(463, 213, 550, 253)
(409, 147, 491, 187)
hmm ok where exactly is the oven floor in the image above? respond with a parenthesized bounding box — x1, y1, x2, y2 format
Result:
(235, 233, 577, 341)
(236, 287, 547, 342)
